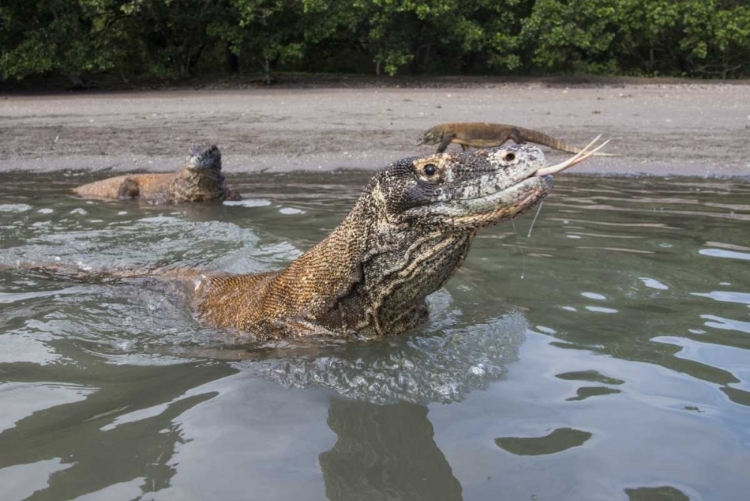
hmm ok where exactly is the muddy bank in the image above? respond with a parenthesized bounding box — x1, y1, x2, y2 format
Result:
(1, 83, 749, 176)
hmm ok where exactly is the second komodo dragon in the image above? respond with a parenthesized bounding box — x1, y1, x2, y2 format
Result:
(418, 122, 613, 155)
(72, 144, 241, 203)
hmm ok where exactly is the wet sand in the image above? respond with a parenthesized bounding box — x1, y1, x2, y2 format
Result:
(1, 82, 749, 176)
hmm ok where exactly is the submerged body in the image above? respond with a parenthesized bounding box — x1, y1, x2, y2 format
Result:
(418, 122, 610, 155)
(191, 141, 604, 340)
(73, 145, 240, 203)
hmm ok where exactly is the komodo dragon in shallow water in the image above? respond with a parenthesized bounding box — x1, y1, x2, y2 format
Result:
(182, 138, 605, 340)
(72, 145, 241, 203)
(22, 139, 606, 341)
(418, 122, 615, 156)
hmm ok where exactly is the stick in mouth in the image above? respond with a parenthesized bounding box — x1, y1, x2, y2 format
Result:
(534, 135, 610, 177)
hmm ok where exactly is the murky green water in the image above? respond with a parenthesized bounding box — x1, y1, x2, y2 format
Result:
(1, 170, 749, 501)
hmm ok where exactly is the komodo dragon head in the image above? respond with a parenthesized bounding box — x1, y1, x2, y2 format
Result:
(185, 144, 222, 171)
(370, 143, 580, 229)
(277, 138, 606, 338)
(415, 126, 442, 146)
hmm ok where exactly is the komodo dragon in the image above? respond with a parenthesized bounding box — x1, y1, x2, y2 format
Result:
(19, 139, 606, 341)
(72, 145, 241, 203)
(418, 122, 615, 156)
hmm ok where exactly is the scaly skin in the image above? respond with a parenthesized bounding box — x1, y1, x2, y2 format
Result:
(418, 122, 612, 155)
(72, 145, 241, 203)
(193, 144, 555, 341)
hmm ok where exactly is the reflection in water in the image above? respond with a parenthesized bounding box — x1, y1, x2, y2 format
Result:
(320, 398, 462, 501)
(566, 386, 621, 401)
(247, 304, 526, 404)
(0, 362, 235, 500)
(495, 427, 592, 456)
(625, 485, 691, 501)
(556, 370, 625, 386)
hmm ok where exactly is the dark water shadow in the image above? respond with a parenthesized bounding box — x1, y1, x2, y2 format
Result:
(566, 386, 621, 401)
(556, 370, 625, 386)
(0, 361, 236, 501)
(625, 485, 691, 501)
(188, 291, 528, 405)
(320, 398, 463, 501)
(495, 427, 592, 456)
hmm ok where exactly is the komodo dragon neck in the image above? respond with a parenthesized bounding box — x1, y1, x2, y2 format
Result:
(168, 166, 231, 202)
(197, 179, 474, 339)
(195, 141, 607, 341)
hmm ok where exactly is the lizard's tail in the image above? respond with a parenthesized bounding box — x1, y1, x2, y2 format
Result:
(1, 260, 151, 282)
(516, 127, 617, 157)
(1, 260, 204, 283)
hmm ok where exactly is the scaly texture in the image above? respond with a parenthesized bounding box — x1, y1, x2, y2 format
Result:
(418, 122, 608, 155)
(72, 145, 241, 203)
(195, 144, 556, 341)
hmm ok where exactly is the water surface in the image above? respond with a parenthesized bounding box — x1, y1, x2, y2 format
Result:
(1, 170, 749, 500)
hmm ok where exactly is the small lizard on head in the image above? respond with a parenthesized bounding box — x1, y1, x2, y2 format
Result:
(418, 122, 615, 156)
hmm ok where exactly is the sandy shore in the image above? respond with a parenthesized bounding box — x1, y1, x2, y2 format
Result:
(1, 82, 749, 176)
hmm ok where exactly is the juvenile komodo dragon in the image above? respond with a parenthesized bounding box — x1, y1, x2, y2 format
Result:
(418, 122, 615, 156)
(72, 144, 241, 203)
(21, 139, 606, 341)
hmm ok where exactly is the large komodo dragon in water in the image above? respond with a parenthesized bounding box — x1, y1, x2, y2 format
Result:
(72, 144, 241, 203)
(31, 138, 606, 341)
(418, 122, 615, 156)
(196, 138, 604, 340)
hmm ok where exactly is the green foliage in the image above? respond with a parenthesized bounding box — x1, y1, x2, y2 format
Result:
(680, 0, 750, 78)
(521, 0, 619, 73)
(0, 0, 118, 82)
(123, 0, 234, 78)
(614, 0, 750, 78)
(1, 0, 749, 82)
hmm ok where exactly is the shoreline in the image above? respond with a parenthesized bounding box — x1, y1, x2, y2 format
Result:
(2, 82, 749, 177)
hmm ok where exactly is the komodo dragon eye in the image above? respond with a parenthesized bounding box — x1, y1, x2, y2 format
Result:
(423, 164, 437, 176)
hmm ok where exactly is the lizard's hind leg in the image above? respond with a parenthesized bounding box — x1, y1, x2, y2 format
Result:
(117, 178, 140, 199)
(508, 127, 525, 144)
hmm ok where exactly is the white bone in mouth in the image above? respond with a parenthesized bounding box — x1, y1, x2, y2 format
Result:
(534, 135, 610, 177)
